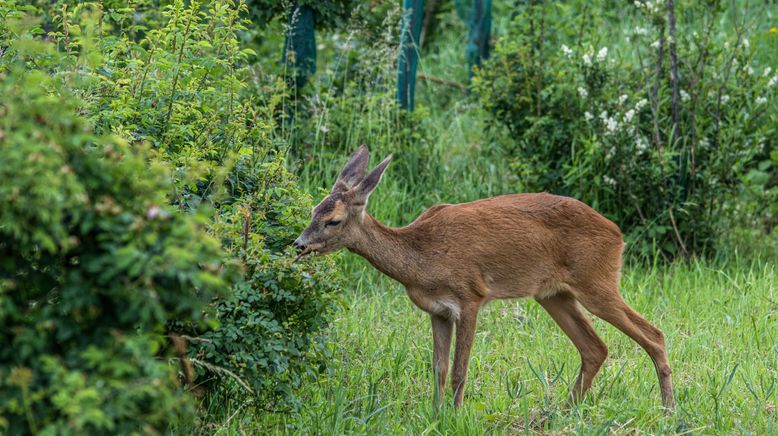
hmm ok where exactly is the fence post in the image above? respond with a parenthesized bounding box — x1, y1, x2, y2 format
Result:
(465, 0, 491, 80)
(283, 4, 317, 88)
(397, 0, 425, 111)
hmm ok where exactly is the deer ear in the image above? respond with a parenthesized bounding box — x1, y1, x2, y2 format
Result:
(352, 154, 392, 205)
(333, 144, 369, 192)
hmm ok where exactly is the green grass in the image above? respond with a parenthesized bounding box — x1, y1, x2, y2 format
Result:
(206, 256, 777, 434)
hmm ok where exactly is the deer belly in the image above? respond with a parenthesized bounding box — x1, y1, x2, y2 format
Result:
(483, 271, 570, 300)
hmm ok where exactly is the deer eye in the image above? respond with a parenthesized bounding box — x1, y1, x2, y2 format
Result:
(326, 220, 342, 227)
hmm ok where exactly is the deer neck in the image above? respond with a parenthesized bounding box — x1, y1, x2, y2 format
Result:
(346, 212, 422, 286)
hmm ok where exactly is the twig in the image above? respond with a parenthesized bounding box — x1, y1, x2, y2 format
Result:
(650, 21, 666, 152)
(668, 207, 688, 257)
(162, 9, 195, 135)
(667, 0, 680, 148)
(190, 358, 254, 394)
(417, 73, 468, 93)
(169, 334, 198, 393)
(419, 0, 437, 50)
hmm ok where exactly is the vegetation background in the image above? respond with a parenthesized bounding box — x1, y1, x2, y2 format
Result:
(0, 0, 776, 434)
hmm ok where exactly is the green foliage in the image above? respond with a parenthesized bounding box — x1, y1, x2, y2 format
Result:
(2, 0, 344, 421)
(473, 0, 778, 259)
(199, 156, 342, 408)
(58, 0, 341, 408)
(0, 34, 233, 433)
(245, 0, 358, 30)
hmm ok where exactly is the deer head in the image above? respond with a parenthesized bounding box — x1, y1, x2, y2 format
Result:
(292, 145, 392, 258)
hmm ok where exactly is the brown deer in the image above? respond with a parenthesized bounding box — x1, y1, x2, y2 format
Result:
(292, 145, 675, 410)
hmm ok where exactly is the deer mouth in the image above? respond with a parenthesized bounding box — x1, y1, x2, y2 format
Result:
(293, 243, 325, 263)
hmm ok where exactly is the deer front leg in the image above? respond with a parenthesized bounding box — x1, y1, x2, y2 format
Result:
(431, 314, 453, 407)
(451, 306, 479, 407)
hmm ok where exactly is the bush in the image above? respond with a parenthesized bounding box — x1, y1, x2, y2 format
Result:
(31, 0, 344, 409)
(473, 0, 777, 258)
(0, 38, 234, 434)
(197, 155, 342, 409)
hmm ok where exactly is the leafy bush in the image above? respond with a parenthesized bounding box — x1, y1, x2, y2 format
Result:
(197, 155, 342, 409)
(33, 0, 344, 408)
(473, 0, 777, 258)
(0, 37, 234, 434)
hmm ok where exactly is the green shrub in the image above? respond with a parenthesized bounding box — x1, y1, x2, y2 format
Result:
(473, 0, 778, 258)
(33, 0, 344, 408)
(197, 154, 342, 409)
(0, 38, 234, 434)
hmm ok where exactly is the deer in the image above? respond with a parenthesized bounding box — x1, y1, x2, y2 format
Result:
(292, 145, 675, 410)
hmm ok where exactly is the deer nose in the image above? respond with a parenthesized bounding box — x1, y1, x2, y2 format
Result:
(291, 238, 305, 252)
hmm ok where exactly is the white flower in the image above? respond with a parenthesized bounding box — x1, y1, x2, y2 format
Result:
(637, 0, 662, 15)
(651, 39, 661, 49)
(756, 96, 767, 105)
(764, 67, 773, 77)
(680, 90, 690, 102)
(635, 98, 648, 110)
(561, 44, 573, 57)
(768, 76, 777, 88)
(618, 94, 629, 105)
(743, 38, 749, 49)
(605, 117, 619, 133)
(584, 111, 594, 121)
(746, 66, 754, 76)
(635, 135, 649, 152)
(597, 47, 608, 62)
(603, 175, 616, 186)
(599, 110, 609, 120)
(624, 109, 636, 123)
(721, 95, 730, 104)
(634, 26, 649, 36)
(320, 125, 329, 133)
(578, 86, 588, 98)
(699, 137, 710, 148)
(582, 53, 592, 66)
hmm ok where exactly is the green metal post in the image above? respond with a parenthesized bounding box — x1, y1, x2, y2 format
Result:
(465, 0, 491, 79)
(397, 0, 425, 111)
(282, 4, 317, 88)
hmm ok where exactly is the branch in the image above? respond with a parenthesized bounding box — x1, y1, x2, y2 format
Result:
(417, 73, 468, 93)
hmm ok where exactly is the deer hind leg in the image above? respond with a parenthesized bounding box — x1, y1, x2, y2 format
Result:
(535, 293, 608, 403)
(430, 314, 453, 407)
(575, 287, 675, 411)
(451, 305, 479, 407)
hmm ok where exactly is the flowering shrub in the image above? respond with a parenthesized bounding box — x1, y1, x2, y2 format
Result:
(473, 0, 777, 258)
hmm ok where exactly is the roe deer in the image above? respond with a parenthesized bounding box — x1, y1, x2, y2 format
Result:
(292, 145, 675, 410)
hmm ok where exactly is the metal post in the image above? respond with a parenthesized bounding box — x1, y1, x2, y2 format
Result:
(397, 0, 425, 111)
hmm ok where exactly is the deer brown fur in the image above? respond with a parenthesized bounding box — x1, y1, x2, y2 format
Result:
(293, 145, 675, 410)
